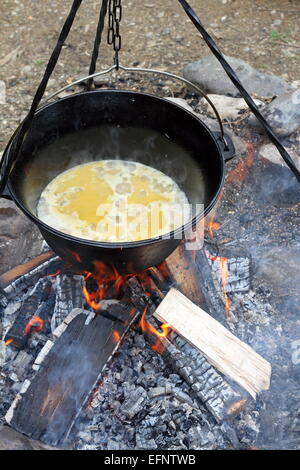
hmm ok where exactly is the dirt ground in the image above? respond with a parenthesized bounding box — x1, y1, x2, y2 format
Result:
(0, 0, 299, 152)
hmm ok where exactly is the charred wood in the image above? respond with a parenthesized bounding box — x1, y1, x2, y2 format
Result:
(6, 305, 141, 446)
(2, 255, 60, 299)
(51, 274, 84, 332)
(4, 277, 53, 349)
(156, 244, 208, 307)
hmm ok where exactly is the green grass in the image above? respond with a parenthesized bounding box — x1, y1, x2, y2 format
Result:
(33, 59, 45, 65)
(269, 30, 289, 42)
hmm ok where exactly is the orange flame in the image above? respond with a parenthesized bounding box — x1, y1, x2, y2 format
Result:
(82, 261, 132, 311)
(207, 253, 230, 317)
(139, 305, 171, 354)
(24, 316, 44, 335)
(49, 270, 61, 278)
(226, 141, 254, 184)
(206, 220, 221, 239)
(112, 330, 121, 344)
(5, 338, 13, 346)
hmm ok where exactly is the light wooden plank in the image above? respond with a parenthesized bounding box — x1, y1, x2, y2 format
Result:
(154, 288, 271, 398)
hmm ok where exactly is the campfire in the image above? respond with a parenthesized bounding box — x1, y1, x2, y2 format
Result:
(1, 0, 299, 453)
(0, 220, 271, 448)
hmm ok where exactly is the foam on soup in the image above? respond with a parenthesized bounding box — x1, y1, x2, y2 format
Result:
(37, 160, 190, 242)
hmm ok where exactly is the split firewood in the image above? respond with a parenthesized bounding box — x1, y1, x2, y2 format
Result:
(153, 245, 228, 325)
(127, 277, 250, 423)
(155, 243, 207, 307)
(154, 288, 272, 398)
(5, 305, 141, 446)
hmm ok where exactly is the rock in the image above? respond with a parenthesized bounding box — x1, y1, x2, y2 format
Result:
(0, 80, 6, 105)
(165, 97, 195, 114)
(199, 94, 262, 121)
(20, 65, 32, 78)
(259, 143, 300, 171)
(248, 89, 300, 137)
(47, 78, 57, 88)
(168, 96, 247, 156)
(291, 80, 300, 90)
(167, 96, 246, 157)
(256, 247, 300, 296)
(253, 154, 300, 208)
(0, 425, 56, 450)
(183, 55, 292, 98)
(0, 198, 43, 275)
(93, 75, 111, 87)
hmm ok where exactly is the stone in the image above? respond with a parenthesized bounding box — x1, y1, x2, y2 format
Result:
(0, 199, 43, 275)
(166, 97, 246, 156)
(165, 97, 195, 114)
(255, 247, 300, 296)
(259, 143, 300, 171)
(0, 425, 55, 450)
(0, 80, 6, 105)
(199, 94, 262, 121)
(20, 65, 32, 78)
(183, 55, 292, 98)
(248, 89, 300, 137)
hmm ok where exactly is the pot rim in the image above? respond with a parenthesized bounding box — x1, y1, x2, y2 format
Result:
(6, 89, 225, 248)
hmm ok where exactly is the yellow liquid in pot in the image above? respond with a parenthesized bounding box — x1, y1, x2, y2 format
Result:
(37, 160, 190, 242)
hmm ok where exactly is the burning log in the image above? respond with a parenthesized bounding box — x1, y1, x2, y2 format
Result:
(4, 277, 53, 349)
(127, 277, 251, 423)
(5, 305, 141, 446)
(1, 252, 60, 299)
(154, 288, 271, 399)
(155, 243, 208, 307)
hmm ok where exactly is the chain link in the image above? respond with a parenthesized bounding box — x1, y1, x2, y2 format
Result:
(107, 0, 122, 69)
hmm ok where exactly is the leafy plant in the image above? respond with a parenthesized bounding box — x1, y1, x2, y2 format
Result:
(269, 30, 289, 42)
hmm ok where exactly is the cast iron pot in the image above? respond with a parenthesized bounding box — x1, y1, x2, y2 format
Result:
(1, 90, 234, 273)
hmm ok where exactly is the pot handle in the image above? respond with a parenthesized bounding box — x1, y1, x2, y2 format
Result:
(43, 65, 229, 150)
(0, 187, 13, 201)
(213, 132, 235, 162)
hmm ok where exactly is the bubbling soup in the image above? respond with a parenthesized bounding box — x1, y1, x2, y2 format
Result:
(37, 160, 190, 242)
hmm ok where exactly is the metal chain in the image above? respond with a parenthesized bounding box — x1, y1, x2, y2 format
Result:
(107, 0, 122, 69)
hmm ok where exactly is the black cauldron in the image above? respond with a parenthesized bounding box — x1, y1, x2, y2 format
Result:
(1, 90, 234, 273)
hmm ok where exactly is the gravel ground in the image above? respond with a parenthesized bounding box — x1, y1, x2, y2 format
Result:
(0, 0, 299, 152)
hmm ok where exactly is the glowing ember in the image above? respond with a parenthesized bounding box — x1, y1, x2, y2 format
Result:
(112, 330, 121, 344)
(24, 316, 44, 335)
(206, 219, 221, 239)
(5, 338, 13, 346)
(207, 253, 230, 317)
(49, 270, 61, 278)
